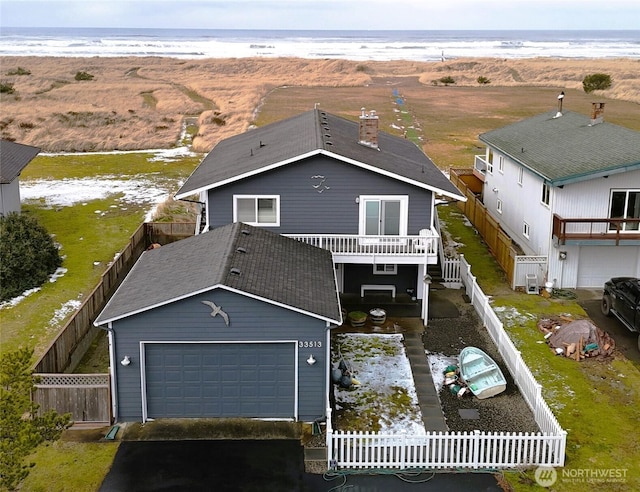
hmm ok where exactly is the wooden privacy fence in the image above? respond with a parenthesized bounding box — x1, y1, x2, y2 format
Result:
(449, 169, 517, 286)
(327, 255, 566, 470)
(33, 223, 148, 374)
(32, 374, 111, 424)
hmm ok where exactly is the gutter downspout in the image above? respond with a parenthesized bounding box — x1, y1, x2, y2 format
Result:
(98, 322, 118, 423)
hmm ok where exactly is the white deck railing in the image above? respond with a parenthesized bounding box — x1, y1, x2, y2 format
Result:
(285, 230, 438, 260)
(326, 253, 566, 471)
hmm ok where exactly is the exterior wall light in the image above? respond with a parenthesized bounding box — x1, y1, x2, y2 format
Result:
(120, 355, 131, 366)
(307, 354, 317, 365)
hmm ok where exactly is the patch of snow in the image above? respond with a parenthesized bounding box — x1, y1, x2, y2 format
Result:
(49, 299, 83, 327)
(49, 267, 67, 282)
(0, 287, 41, 310)
(333, 333, 426, 435)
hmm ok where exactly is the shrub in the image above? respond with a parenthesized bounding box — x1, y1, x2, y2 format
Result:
(0, 213, 62, 302)
(439, 76, 456, 86)
(0, 82, 15, 94)
(582, 73, 612, 93)
(74, 71, 94, 81)
(0, 347, 72, 490)
(6, 67, 31, 76)
(477, 76, 491, 85)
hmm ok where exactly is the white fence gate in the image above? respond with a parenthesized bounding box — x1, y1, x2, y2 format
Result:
(512, 256, 548, 290)
(327, 254, 566, 470)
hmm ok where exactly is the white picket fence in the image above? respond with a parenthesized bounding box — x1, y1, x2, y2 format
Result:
(327, 254, 566, 470)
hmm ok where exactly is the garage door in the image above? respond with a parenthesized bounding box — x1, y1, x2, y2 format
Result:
(144, 343, 295, 419)
(577, 246, 639, 288)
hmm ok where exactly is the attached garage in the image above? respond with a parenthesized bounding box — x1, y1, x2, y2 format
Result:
(577, 246, 640, 288)
(143, 342, 296, 420)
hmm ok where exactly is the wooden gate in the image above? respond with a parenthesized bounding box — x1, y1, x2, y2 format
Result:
(32, 374, 111, 424)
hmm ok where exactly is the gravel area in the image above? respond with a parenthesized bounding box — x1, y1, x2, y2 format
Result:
(424, 288, 540, 434)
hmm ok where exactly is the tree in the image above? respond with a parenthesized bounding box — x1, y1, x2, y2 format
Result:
(582, 73, 612, 93)
(0, 348, 71, 490)
(0, 213, 62, 302)
(477, 76, 491, 85)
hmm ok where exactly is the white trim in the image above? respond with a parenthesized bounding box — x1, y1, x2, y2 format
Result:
(373, 263, 397, 275)
(517, 167, 523, 186)
(233, 194, 280, 227)
(523, 221, 531, 239)
(95, 284, 342, 326)
(140, 340, 298, 423)
(107, 325, 118, 422)
(176, 149, 467, 202)
(361, 284, 396, 297)
(496, 198, 503, 214)
(358, 195, 408, 237)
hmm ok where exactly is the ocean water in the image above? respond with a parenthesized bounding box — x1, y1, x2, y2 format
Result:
(1, 27, 639, 60)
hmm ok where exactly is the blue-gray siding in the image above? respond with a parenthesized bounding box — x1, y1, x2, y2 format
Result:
(343, 264, 418, 296)
(207, 156, 433, 234)
(111, 289, 328, 422)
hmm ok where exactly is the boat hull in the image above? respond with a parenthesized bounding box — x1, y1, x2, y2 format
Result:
(459, 347, 507, 399)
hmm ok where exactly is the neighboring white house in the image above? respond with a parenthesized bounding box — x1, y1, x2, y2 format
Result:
(0, 140, 40, 216)
(472, 103, 640, 289)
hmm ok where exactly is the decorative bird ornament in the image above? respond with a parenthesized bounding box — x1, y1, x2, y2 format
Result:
(201, 300, 230, 326)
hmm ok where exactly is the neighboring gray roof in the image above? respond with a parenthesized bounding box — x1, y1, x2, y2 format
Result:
(94, 222, 341, 325)
(479, 110, 640, 186)
(0, 140, 40, 183)
(176, 109, 465, 200)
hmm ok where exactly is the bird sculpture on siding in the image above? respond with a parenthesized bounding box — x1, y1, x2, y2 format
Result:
(201, 301, 230, 326)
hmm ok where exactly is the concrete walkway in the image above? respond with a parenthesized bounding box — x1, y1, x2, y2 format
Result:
(402, 328, 448, 431)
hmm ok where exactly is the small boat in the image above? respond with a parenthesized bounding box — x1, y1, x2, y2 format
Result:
(458, 347, 507, 399)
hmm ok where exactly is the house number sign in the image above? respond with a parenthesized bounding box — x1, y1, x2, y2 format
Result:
(299, 341, 322, 348)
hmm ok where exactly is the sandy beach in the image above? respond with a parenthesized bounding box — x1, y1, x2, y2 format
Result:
(2, 56, 639, 157)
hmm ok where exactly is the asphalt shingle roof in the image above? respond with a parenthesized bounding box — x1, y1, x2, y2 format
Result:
(0, 140, 40, 183)
(94, 223, 341, 325)
(176, 109, 464, 200)
(479, 110, 640, 186)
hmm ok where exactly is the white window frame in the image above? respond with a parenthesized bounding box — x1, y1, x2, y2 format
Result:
(358, 195, 409, 237)
(497, 198, 503, 214)
(486, 149, 494, 174)
(373, 264, 397, 275)
(523, 221, 530, 239)
(233, 195, 280, 226)
(517, 167, 523, 186)
(498, 155, 504, 174)
(541, 182, 551, 207)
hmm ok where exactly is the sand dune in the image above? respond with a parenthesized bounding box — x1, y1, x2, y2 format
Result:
(1, 56, 638, 153)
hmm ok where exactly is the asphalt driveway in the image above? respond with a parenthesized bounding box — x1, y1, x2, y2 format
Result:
(99, 440, 502, 492)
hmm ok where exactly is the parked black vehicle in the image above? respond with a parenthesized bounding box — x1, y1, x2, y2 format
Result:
(602, 277, 640, 351)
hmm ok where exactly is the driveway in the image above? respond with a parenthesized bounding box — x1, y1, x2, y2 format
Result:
(99, 440, 502, 492)
(579, 296, 640, 365)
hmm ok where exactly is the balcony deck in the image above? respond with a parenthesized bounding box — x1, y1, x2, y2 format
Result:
(284, 231, 438, 264)
(553, 214, 640, 245)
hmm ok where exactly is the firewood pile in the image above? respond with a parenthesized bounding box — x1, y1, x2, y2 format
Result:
(537, 316, 615, 360)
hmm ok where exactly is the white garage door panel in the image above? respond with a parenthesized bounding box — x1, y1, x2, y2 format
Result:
(145, 343, 295, 419)
(577, 246, 639, 288)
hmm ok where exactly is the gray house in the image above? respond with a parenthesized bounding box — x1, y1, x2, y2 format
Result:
(175, 108, 465, 320)
(94, 222, 342, 423)
(0, 139, 40, 216)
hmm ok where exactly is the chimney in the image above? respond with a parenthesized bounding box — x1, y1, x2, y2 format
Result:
(590, 102, 605, 125)
(358, 108, 379, 149)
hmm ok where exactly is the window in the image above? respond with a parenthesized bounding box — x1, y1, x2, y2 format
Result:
(373, 264, 397, 275)
(517, 167, 523, 186)
(233, 195, 279, 226)
(541, 182, 551, 207)
(486, 150, 494, 174)
(497, 198, 503, 214)
(359, 196, 408, 236)
(523, 221, 530, 239)
(609, 189, 640, 231)
(498, 155, 504, 173)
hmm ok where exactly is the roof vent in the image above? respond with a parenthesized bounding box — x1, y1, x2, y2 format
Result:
(236, 247, 247, 254)
(230, 268, 241, 276)
(553, 91, 564, 119)
(590, 102, 605, 126)
(241, 229, 251, 235)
